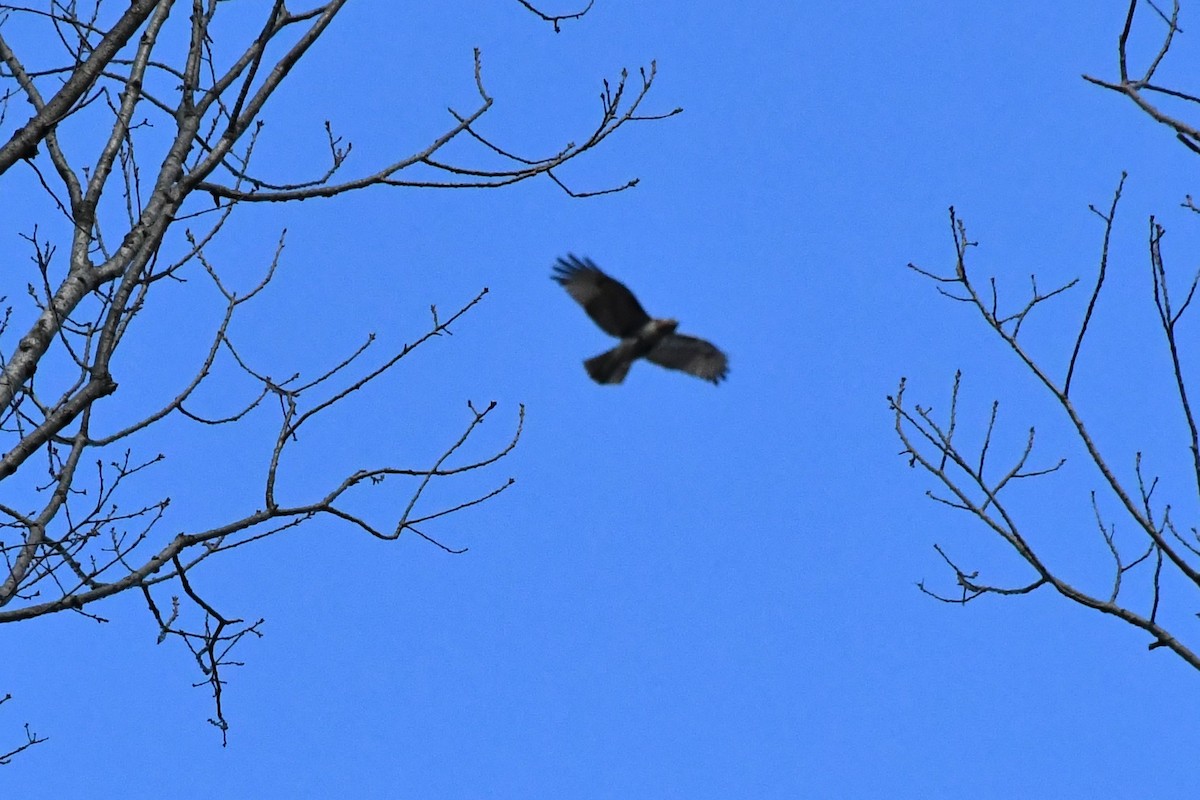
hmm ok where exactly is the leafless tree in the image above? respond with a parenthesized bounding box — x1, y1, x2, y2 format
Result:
(0, 0, 680, 751)
(892, 0, 1200, 673)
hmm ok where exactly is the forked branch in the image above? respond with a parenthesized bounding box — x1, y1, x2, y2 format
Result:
(894, 180, 1200, 672)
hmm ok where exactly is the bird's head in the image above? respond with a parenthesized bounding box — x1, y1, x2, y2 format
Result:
(654, 318, 679, 334)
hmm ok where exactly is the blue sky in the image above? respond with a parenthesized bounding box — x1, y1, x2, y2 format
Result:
(5, 1, 1200, 797)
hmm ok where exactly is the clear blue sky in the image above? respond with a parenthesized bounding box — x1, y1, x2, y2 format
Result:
(5, 1, 1200, 797)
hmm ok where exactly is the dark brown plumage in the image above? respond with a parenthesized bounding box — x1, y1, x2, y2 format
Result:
(551, 255, 728, 385)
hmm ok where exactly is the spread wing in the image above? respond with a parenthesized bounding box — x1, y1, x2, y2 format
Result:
(646, 333, 729, 384)
(551, 254, 650, 338)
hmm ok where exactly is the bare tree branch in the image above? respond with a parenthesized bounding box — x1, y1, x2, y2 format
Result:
(513, 0, 596, 33)
(0, 1, 679, 750)
(0, 694, 46, 765)
(894, 190, 1200, 672)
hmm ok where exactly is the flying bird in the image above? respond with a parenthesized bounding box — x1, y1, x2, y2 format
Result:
(551, 254, 728, 385)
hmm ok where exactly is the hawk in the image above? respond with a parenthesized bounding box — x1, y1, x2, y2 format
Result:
(551, 254, 728, 385)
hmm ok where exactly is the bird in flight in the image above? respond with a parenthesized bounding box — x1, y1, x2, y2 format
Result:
(551, 254, 728, 385)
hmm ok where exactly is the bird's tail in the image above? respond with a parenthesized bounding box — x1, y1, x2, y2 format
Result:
(584, 347, 632, 384)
